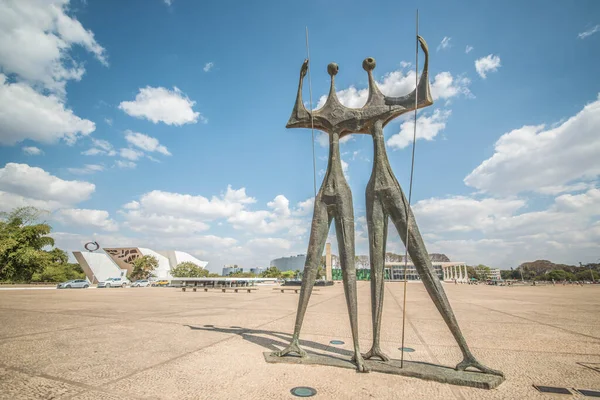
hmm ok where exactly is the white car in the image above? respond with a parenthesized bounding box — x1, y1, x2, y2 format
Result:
(97, 277, 130, 288)
(131, 279, 151, 287)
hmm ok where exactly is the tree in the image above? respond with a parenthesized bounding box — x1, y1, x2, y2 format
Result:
(546, 269, 575, 282)
(473, 264, 491, 281)
(261, 266, 282, 278)
(129, 255, 158, 281)
(576, 270, 599, 281)
(0, 207, 58, 282)
(171, 262, 207, 277)
(281, 270, 295, 279)
(355, 255, 370, 269)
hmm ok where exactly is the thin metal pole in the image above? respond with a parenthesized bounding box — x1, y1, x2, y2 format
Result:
(401, 9, 419, 369)
(305, 27, 317, 198)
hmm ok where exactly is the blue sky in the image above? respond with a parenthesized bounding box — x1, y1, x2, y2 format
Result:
(1, 0, 599, 272)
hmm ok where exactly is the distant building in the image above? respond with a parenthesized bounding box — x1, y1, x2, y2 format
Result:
(249, 267, 265, 275)
(487, 268, 501, 281)
(270, 254, 306, 272)
(222, 265, 243, 276)
(73, 247, 208, 283)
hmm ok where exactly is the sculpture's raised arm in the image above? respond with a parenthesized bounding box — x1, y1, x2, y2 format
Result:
(384, 35, 432, 108)
(286, 59, 312, 129)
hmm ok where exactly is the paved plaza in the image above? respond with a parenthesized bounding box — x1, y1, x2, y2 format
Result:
(0, 282, 599, 399)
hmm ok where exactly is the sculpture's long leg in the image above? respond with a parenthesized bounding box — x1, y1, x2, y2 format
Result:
(335, 191, 369, 373)
(275, 194, 331, 358)
(363, 191, 390, 361)
(385, 187, 504, 377)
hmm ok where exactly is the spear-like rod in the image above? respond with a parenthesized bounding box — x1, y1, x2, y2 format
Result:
(401, 8, 419, 369)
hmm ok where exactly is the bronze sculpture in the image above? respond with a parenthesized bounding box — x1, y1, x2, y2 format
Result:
(275, 60, 368, 372)
(274, 35, 503, 381)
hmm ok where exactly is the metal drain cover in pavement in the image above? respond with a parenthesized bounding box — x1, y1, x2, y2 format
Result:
(399, 347, 415, 352)
(291, 387, 317, 397)
(329, 340, 345, 345)
(533, 385, 572, 395)
(575, 389, 600, 397)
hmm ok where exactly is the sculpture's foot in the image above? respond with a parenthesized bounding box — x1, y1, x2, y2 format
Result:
(362, 346, 390, 362)
(275, 339, 307, 358)
(351, 352, 370, 373)
(456, 356, 504, 377)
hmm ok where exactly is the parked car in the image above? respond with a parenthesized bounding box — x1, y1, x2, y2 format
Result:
(152, 280, 170, 287)
(97, 277, 130, 288)
(131, 279, 150, 287)
(57, 279, 89, 289)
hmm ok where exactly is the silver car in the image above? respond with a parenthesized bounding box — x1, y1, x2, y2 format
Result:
(131, 279, 150, 287)
(57, 279, 89, 289)
(97, 277, 130, 288)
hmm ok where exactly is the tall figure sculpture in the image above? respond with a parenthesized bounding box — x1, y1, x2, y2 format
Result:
(361, 36, 503, 377)
(275, 60, 368, 372)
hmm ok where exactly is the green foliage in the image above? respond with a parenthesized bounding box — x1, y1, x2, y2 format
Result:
(229, 271, 257, 278)
(545, 269, 575, 281)
(473, 264, 491, 280)
(171, 261, 207, 277)
(129, 255, 159, 281)
(261, 266, 282, 278)
(32, 263, 85, 283)
(281, 270, 295, 279)
(0, 206, 70, 282)
(575, 270, 599, 281)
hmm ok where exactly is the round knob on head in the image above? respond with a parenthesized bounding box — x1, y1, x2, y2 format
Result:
(327, 62, 339, 76)
(362, 57, 376, 72)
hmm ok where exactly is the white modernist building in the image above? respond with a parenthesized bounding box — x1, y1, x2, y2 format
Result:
(384, 261, 469, 283)
(73, 247, 208, 284)
(270, 254, 307, 272)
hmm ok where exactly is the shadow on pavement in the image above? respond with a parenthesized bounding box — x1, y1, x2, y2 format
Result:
(184, 324, 354, 357)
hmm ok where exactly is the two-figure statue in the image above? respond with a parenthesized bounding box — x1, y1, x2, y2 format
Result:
(275, 36, 503, 377)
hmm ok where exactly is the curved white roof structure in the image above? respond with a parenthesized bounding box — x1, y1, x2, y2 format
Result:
(74, 248, 209, 282)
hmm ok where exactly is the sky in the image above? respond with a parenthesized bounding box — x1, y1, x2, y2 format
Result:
(0, 0, 599, 272)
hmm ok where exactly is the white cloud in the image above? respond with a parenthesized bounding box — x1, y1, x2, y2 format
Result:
(104, 118, 113, 126)
(578, 24, 600, 39)
(126, 186, 256, 221)
(475, 54, 501, 78)
(0, 163, 95, 212)
(399, 61, 411, 68)
(82, 138, 116, 156)
(412, 188, 600, 267)
(0, 74, 95, 145)
(119, 148, 144, 161)
(22, 146, 43, 155)
(465, 45, 474, 54)
(120, 209, 210, 235)
(114, 160, 136, 169)
(55, 208, 118, 231)
(163, 0, 173, 5)
(464, 94, 600, 195)
(118, 86, 204, 125)
(0, 0, 107, 95)
(437, 36, 452, 51)
(203, 62, 214, 72)
(316, 69, 471, 110)
(124, 130, 171, 155)
(67, 164, 104, 175)
(387, 109, 451, 150)
(315, 132, 352, 148)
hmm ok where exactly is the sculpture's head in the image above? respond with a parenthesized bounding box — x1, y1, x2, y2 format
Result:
(362, 57, 376, 72)
(286, 36, 433, 134)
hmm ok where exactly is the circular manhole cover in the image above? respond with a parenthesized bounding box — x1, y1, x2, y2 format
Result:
(399, 347, 415, 352)
(291, 387, 317, 397)
(329, 340, 345, 345)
